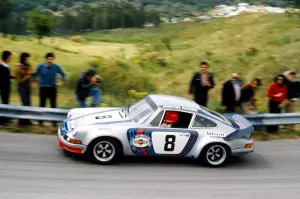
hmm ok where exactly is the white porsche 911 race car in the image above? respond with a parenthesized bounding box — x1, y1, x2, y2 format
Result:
(57, 94, 254, 167)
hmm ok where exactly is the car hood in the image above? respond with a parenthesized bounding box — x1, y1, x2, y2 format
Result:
(72, 108, 129, 127)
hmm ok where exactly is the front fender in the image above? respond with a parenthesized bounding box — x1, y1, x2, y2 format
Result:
(81, 126, 133, 155)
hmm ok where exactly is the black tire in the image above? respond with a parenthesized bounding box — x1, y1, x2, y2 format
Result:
(198, 143, 231, 167)
(87, 137, 123, 165)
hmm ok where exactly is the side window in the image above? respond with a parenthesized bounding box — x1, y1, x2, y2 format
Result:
(150, 110, 164, 127)
(192, 115, 217, 128)
(160, 111, 193, 129)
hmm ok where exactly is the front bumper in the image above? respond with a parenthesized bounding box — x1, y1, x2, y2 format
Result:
(57, 124, 87, 154)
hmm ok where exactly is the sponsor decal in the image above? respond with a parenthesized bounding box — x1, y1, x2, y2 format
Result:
(206, 132, 226, 137)
(131, 135, 151, 148)
(162, 105, 198, 112)
(98, 127, 112, 131)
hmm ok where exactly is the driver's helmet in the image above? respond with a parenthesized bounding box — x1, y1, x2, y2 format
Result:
(163, 111, 179, 124)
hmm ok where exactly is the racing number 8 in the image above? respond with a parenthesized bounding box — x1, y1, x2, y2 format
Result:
(164, 135, 176, 151)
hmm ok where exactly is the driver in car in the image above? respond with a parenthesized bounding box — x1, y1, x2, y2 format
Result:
(160, 111, 179, 128)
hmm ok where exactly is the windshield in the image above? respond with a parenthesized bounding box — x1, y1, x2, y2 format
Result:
(128, 99, 156, 124)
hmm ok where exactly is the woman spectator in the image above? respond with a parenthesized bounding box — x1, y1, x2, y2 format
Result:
(15, 52, 32, 126)
(266, 74, 287, 133)
(240, 78, 262, 114)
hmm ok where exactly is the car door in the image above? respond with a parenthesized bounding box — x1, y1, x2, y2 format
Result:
(127, 110, 199, 157)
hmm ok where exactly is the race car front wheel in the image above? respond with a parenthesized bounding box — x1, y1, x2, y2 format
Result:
(88, 137, 122, 165)
(199, 143, 231, 167)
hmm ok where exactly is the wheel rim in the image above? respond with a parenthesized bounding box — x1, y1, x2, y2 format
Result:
(93, 141, 115, 162)
(206, 145, 227, 166)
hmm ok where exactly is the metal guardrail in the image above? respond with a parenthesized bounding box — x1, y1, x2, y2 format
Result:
(0, 104, 299, 126)
(0, 104, 68, 122)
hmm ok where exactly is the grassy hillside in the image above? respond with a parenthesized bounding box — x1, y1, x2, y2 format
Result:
(1, 13, 300, 112)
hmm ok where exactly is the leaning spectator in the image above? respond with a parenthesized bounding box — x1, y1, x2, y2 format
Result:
(15, 52, 32, 126)
(0, 51, 14, 125)
(240, 78, 262, 114)
(75, 68, 102, 108)
(284, 71, 300, 129)
(221, 73, 242, 113)
(32, 52, 66, 127)
(266, 74, 287, 133)
(188, 61, 215, 107)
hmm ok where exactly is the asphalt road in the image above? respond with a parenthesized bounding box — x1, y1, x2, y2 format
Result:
(0, 133, 299, 199)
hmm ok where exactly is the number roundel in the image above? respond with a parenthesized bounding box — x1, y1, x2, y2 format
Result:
(164, 135, 176, 151)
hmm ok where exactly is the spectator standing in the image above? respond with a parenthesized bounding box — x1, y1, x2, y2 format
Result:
(221, 73, 242, 113)
(188, 61, 215, 107)
(266, 74, 287, 133)
(33, 53, 66, 127)
(15, 52, 33, 126)
(75, 68, 102, 108)
(284, 71, 300, 129)
(240, 78, 262, 114)
(0, 51, 14, 125)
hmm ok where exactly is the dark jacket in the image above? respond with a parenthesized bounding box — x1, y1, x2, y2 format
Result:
(286, 80, 300, 100)
(240, 84, 255, 103)
(76, 73, 93, 100)
(0, 64, 14, 91)
(221, 80, 241, 109)
(188, 72, 215, 106)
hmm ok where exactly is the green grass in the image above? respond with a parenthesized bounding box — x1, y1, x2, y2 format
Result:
(1, 13, 300, 113)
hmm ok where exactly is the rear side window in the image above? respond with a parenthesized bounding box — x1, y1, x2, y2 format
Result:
(192, 115, 217, 128)
(150, 110, 164, 127)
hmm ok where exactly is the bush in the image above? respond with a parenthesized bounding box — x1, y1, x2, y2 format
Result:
(65, 72, 80, 90)
(245, 47, 259, 57)
(9, 35, 18, 41)
(161, 37, 172, 51)
(139, 51, 168, 68)
(71, 35, 87, 43)
(53, 46, 78, 54)
(205, 51, 214, 57)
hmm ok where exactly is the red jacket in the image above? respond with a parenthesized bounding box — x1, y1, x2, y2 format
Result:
(267, 83, 287, 102)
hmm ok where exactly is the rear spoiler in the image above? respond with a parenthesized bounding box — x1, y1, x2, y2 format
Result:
(223, 114, 254, 140)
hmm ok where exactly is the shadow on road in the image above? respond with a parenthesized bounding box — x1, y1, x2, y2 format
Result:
(60, 149, 271, 169)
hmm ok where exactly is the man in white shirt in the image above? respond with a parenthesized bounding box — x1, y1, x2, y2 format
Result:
(221, 73, 242, 113)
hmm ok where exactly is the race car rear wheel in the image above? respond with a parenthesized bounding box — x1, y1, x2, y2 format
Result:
(88, 137, 122, 165)
(199, 143, 231, 167)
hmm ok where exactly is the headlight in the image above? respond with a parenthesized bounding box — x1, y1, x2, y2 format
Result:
(67, 120, 76, 131)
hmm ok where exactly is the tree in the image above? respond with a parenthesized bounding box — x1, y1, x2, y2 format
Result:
(28, 11, 54, 42)
(0, 0, 13, 37)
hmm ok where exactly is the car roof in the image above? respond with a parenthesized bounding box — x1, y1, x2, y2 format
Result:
(147, 94, 201, 112)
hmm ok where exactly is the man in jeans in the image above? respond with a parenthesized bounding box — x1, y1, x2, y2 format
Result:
(75, 68, 102, 107)
(15, 52, 33, 126)
(33, 52, 66, 127)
